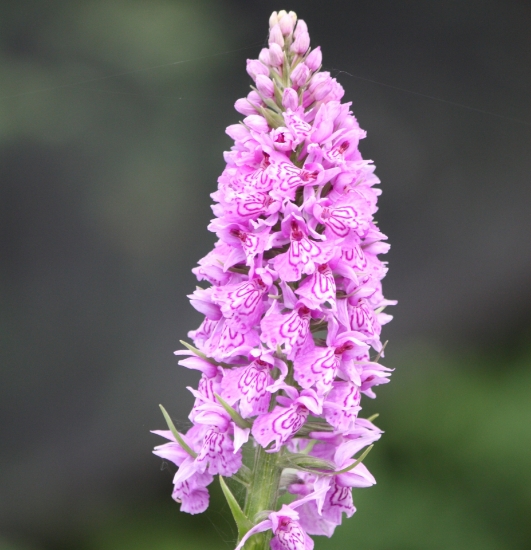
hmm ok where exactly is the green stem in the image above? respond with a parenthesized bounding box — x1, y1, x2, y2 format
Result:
(242, 445, 283, 550)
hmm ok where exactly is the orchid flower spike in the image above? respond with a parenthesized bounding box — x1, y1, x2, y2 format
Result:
(154, 11, 396, 549)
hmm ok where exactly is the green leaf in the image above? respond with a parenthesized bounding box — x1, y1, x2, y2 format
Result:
(327, 444, 374, 476)
(219, 475, 253, 540)
(179, 340, 233, 368)
(227, 265, 250, 275)
(236, 464, 252, 484)
(249, 85, 282, 114)
(373, 340, 388, 363)
(158, 404, 197, 458)
(281, 452, 335, 471)
(257, 106, 284, 128)
(214, 393, 252, 429)
(179, 340, 217, 364)
(230, 467, 251, 488)
(280, 446, 374, 476)
(300, 439, 317, 455)
(295, 421, 334, 437)
(228, 465, 251, 488)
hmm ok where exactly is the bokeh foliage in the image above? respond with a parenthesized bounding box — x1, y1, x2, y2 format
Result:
(1, 1, 530, 549)
(5, 344, 526, 550)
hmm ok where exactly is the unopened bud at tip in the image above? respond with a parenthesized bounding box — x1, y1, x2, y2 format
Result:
(294, 19, 308, 39)
(269, 11, 278, 29)
(234, 98, 257, 116)
(305, 46, 322, 71)
(243, 114, 270, 133)
(282, 87, 298, 111)
(246, 59, 270, 81)
(247, 90, 263, 105)
(291, 31, 310, 55)
(268, 43, 284, 67)
(268, 24, 285, 47)
(278, 11, 295, 35)
(290, 62, 310, 88)
(258, 48, 270, 66)
(256, 74, 275, 99)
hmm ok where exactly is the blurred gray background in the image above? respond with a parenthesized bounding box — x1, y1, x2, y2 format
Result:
(1, 1, 530, 549)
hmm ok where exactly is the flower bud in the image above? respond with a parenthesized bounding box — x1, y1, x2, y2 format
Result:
(305, 46, 322, 71)
(269, 11, 278, 29)
(313, 81, 333, 101)
(294, 19, 308, 39)
(282, 87, 298, 111)
(268, 24, 284, 47)
(247, 90, 263, 107)
(278, 12, 295, 36)
(268, 43, 284, 67)
(308, 71, 331, 94)
(234, 98, 257, 116)
(290, 63, 310, 88)
(246, 59, 269, 81)
(256, 74, 275, 98)
(243, 114, 269, 133)
(291, 31, 310, 55)
(225, 124, 250, 143)
(258, 48, 270, 66)
(302, 89, 313, 109)
(327, 79, 345, 101)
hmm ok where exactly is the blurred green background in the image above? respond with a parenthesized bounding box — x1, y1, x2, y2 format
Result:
(1, 1, 530, 549)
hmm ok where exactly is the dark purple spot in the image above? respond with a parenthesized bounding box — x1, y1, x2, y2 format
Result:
(338, 141, 350, 154)
(291, 221, 304, 241)
(300, 169, 319, 182)
(260, 152, 271, 169)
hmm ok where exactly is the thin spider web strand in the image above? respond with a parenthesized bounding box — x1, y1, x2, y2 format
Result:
(72, 87, 202, 101)
(328, 68, 531, 127)
(2, 40, 528, 128)
(0, 41, 264, 101)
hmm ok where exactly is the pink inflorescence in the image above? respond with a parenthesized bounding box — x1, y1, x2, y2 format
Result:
(153, 10, 395, 548)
